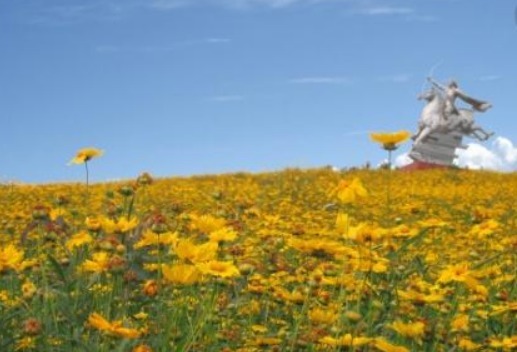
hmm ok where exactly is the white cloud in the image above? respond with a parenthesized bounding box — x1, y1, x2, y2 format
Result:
(392, 137, 517, 172)
(394, 152, 412, 167)
(493, 137, 517, 164)
(290, 76, 352, 85)
(455, 137, 517, 171)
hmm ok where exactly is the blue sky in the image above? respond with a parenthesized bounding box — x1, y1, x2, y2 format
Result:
(1, 0, 516, 183)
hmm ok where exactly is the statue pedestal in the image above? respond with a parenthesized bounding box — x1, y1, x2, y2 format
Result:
(401, 160, 450, 171)
(407, 131, 466, 167)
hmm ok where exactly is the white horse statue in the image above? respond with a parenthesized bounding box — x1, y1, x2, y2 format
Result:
(412, 78, 493, 146)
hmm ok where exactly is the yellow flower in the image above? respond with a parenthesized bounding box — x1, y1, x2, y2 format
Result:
(134, 230, 178, 249)
(50, 208, 67, 221)
(373, 337, 410, 352)
(489, 336, 517, 350)
(68, 147, 104, 165)
(15, 337, 35, 351)
(451, 314, 469, 332)
(490, 302, 517, 316)
(0, 244, 25, 273)
(87, 312, 141, 339)
(66, 231, 93, 250)
(308, 307, 338, 325)
(87, 312, 112, 331)
(208, 227, 238, 242)
(457, 338, 481, 351)
(438, 263, 480, 289)
(189, 213, 226, 233)
(319, 334, 371, 347)
(133, 311, 148, 320)
(162, 264, 202, 285)
(173, 239, 218, 263)
(21, 281, 37, 299)
(335, 212, 349, 234)
(85, 216, 102, 231)
(332, 178, 368, 204)
(196, 260, 240, 278)
(370, 130, 411, 150)
(253, 337, 282, 346)
(81, 252, 111, 273)
(388, 320, 425, 341)
(133, 345, 153, 352)
(345, 222, 385, 243)
(397, 289, 444, 305)
(102, 217, 139, 234)
(251, 325, 268, 333)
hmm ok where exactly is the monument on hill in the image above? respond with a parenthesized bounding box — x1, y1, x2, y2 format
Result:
(408, 76, 494, 167)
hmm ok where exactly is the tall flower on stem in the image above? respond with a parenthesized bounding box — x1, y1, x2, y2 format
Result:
(370, 130, 410, 220)
(370, 130, 411, 168)
(68, 147, 104, 199)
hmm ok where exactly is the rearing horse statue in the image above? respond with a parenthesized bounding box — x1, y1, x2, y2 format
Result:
(412, 78, 493, 146)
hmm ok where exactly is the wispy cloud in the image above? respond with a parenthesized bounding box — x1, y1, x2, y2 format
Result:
(26, 2, 131, 25)
(94, 37, 231, 54)
(219, 0, 302, 10)
(378, 74, 411, 83)
(149, 0, 192, 10)
(208, 95, 245, 102)
(290, 76, 352, 85)
(477, 75, 501, 82)
(205, 38, 231, 44)
(354, 6, 414, 16)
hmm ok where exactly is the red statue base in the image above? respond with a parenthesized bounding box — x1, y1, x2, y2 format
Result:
(400, 160, 451, 171)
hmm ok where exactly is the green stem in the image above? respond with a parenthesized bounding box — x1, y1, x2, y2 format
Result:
(85, 161, 90, 210)
(85, 161, 89, 191)
(386, 150, 392, 220)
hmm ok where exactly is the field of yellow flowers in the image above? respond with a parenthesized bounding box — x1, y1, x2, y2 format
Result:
(0, 167, 515, 351)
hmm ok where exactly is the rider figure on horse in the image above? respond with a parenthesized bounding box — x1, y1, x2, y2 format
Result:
(427, 76, 492, 122)
(411, 76, 494, 145)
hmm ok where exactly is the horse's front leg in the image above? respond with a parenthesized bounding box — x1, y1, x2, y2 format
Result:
(412, 125, 423, 141)
(414, 126, 432, 146)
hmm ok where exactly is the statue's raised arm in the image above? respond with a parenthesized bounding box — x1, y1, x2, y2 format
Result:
(427, 76, 446, 92)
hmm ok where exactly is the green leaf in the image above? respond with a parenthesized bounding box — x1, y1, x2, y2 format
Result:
(47, 253, 69, 285)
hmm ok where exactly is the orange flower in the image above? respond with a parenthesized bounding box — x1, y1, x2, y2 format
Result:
(142, 280, 158, 297)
